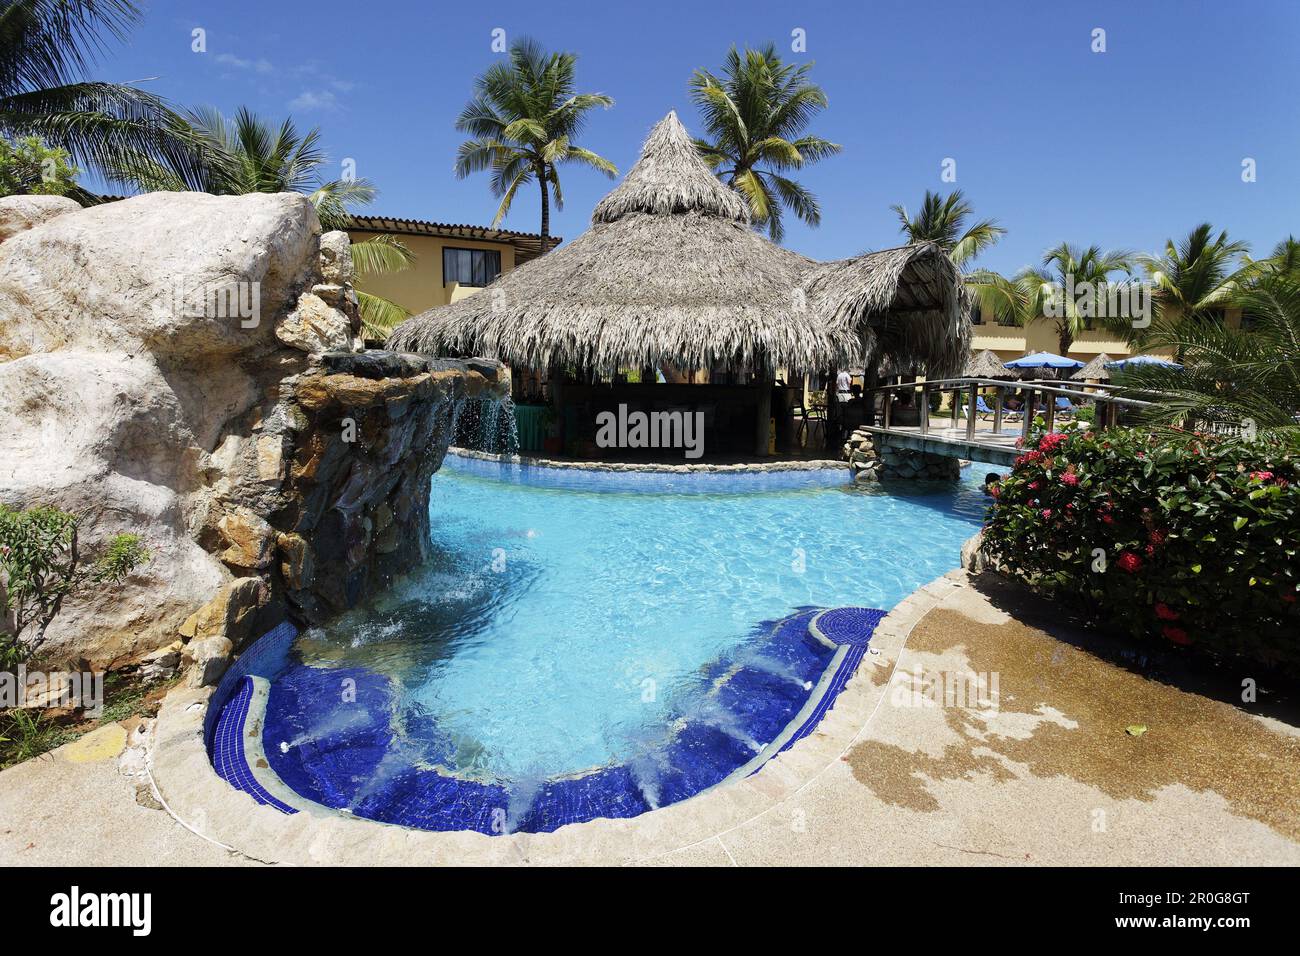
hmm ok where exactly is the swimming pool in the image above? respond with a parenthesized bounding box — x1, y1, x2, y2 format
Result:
(208, 453, 985, 833)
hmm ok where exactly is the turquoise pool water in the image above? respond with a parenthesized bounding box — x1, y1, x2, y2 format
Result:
(296, 455, 986, 787)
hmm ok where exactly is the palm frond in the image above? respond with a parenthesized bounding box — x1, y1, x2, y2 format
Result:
(357, 290, 410, 340)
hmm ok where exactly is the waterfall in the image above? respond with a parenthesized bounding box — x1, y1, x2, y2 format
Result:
(453, 396, 519, 455)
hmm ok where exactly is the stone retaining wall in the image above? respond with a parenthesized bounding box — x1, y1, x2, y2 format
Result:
(842, 427, 962, 482)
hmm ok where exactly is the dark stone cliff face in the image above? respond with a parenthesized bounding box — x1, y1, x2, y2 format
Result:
(185, 351, 507, 669)
(275, 352, 504, 623)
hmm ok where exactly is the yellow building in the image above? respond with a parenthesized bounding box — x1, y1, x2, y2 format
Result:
(346, 215, 555, 316)
(967, 301, 1245, 366)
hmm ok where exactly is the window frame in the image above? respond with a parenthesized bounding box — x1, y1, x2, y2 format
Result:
(442, 246, 502, 288)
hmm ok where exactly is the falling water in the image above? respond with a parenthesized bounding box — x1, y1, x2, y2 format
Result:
(453, 397, 519, 455)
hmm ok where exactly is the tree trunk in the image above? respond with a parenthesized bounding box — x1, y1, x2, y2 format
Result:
(538, 165, 551, 254)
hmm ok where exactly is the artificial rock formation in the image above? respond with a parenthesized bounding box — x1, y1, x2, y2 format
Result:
(0, 192, 505, 674)
(842, 427, 961, 482)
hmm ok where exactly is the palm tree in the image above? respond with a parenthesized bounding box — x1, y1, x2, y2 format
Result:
(1117, 269, 1300, 434)
(690, 44, 841, 243)
(0, 0, 203, 191)
(1140, 223, 1250, 327)
(972, 243, 1134, 356)
(891, 190, 1005, 267)
(454, 37, 616, 253)
(111, 107, 413, 338)
(1245, 235, 1300, 280)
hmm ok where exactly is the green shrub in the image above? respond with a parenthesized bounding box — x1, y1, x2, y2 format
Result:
(0, 505, 148, 666)
(1071, 404, 1096, 425)
(0, 136, 79, 198)
(981, 426, 1300, 671)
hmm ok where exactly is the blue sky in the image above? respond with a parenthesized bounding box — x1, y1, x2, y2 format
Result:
(87, 0, 1298, 273)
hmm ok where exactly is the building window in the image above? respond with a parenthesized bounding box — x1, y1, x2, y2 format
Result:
(443, 247, 501, 287)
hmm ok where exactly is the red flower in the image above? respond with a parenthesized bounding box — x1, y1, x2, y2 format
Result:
(1038, 432, 1067, 453)
(1162, 625, 1190, 645)
(1028, 480, 1040, 490)
(1041, 509, 1053, 519)
(1148, 529, 1166, 547)
(1061, 472, 1079, 487)
(1100, 513, 1115, 525)
(1116, 551, 1142, 573)
(1249, 471, 1275, 482)
(990, 484, 1001, 498)
(1154, 603, 1180, 621)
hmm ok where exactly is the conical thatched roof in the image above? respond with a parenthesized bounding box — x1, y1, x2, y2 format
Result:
(965, 348, 1011, 378)
(388, 111, 968, 376)
(1072, 352, 1114, 380)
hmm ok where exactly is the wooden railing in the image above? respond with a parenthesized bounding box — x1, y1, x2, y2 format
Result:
(871, 377, 1156, 443)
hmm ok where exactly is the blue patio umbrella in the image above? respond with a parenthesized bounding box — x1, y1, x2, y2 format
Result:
(1003, 351, 1086, 371)
(1105, 356, 1184, 370)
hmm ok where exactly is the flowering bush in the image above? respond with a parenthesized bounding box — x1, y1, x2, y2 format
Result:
(981, 426, 1300, 671)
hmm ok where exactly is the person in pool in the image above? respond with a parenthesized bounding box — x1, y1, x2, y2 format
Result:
(983, 472, 1002, 496)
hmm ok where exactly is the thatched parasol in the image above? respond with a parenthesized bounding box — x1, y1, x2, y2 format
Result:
(1071, 352, 1114, 381)
(964, 348, 1012, 379)
(389, 111, 968, 376)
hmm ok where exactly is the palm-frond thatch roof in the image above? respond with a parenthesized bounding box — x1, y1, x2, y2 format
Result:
(964, 348, 1012, 378)
(388, 111, 969, 376)
(1071, 352, 1114, 380)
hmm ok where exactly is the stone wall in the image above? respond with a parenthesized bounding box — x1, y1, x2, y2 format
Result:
(842, 427, 962, 483)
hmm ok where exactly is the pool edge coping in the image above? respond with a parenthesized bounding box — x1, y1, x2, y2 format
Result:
(147, 572, 967, 866)
(449, 446, 849, 474)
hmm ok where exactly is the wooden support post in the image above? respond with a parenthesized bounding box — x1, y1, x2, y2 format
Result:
(992, 385, 1004, 435)
(966, 382, 978, 441)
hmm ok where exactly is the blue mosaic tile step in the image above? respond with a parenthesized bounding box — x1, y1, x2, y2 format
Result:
(809, 607, 888, 647)
(207, 605, 885, 834)
(210, 677, 298, 815)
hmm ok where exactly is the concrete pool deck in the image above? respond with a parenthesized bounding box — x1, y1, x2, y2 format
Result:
(3, 570, 1297, 866)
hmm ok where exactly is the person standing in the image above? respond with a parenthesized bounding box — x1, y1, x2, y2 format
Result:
(835, 368, 853, 403)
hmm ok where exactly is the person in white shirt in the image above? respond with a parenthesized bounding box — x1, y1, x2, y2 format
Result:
(835, 369, 852, 402)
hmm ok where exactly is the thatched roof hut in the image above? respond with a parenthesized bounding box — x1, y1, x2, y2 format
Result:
(1072, 352, 1114, 381)
(388, 111, 968, 378)
(964, 348, 1012, 379)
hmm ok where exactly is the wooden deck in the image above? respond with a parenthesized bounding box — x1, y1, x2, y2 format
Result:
(863, 419, 1023, 467)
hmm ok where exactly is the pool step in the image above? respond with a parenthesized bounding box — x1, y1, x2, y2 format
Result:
(808, 606, 887, 648)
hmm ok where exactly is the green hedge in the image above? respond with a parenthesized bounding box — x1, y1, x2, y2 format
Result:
(981, 425, 1300, 671)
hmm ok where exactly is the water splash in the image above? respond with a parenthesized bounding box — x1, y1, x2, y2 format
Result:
(278, 706, 373, 753)
(742, 653, 815, 691)
(626, 754, 663, 810)
(687, 697, 764, 753)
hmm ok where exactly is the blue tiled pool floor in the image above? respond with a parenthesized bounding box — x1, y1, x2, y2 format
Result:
(209, 606, 886, 834)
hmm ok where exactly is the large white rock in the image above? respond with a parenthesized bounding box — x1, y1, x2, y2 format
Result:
(0, 191, 319, 361)
(0, 192, 335, 665)
(0, 351, 227, 666)
(0, 194, 81, 243)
